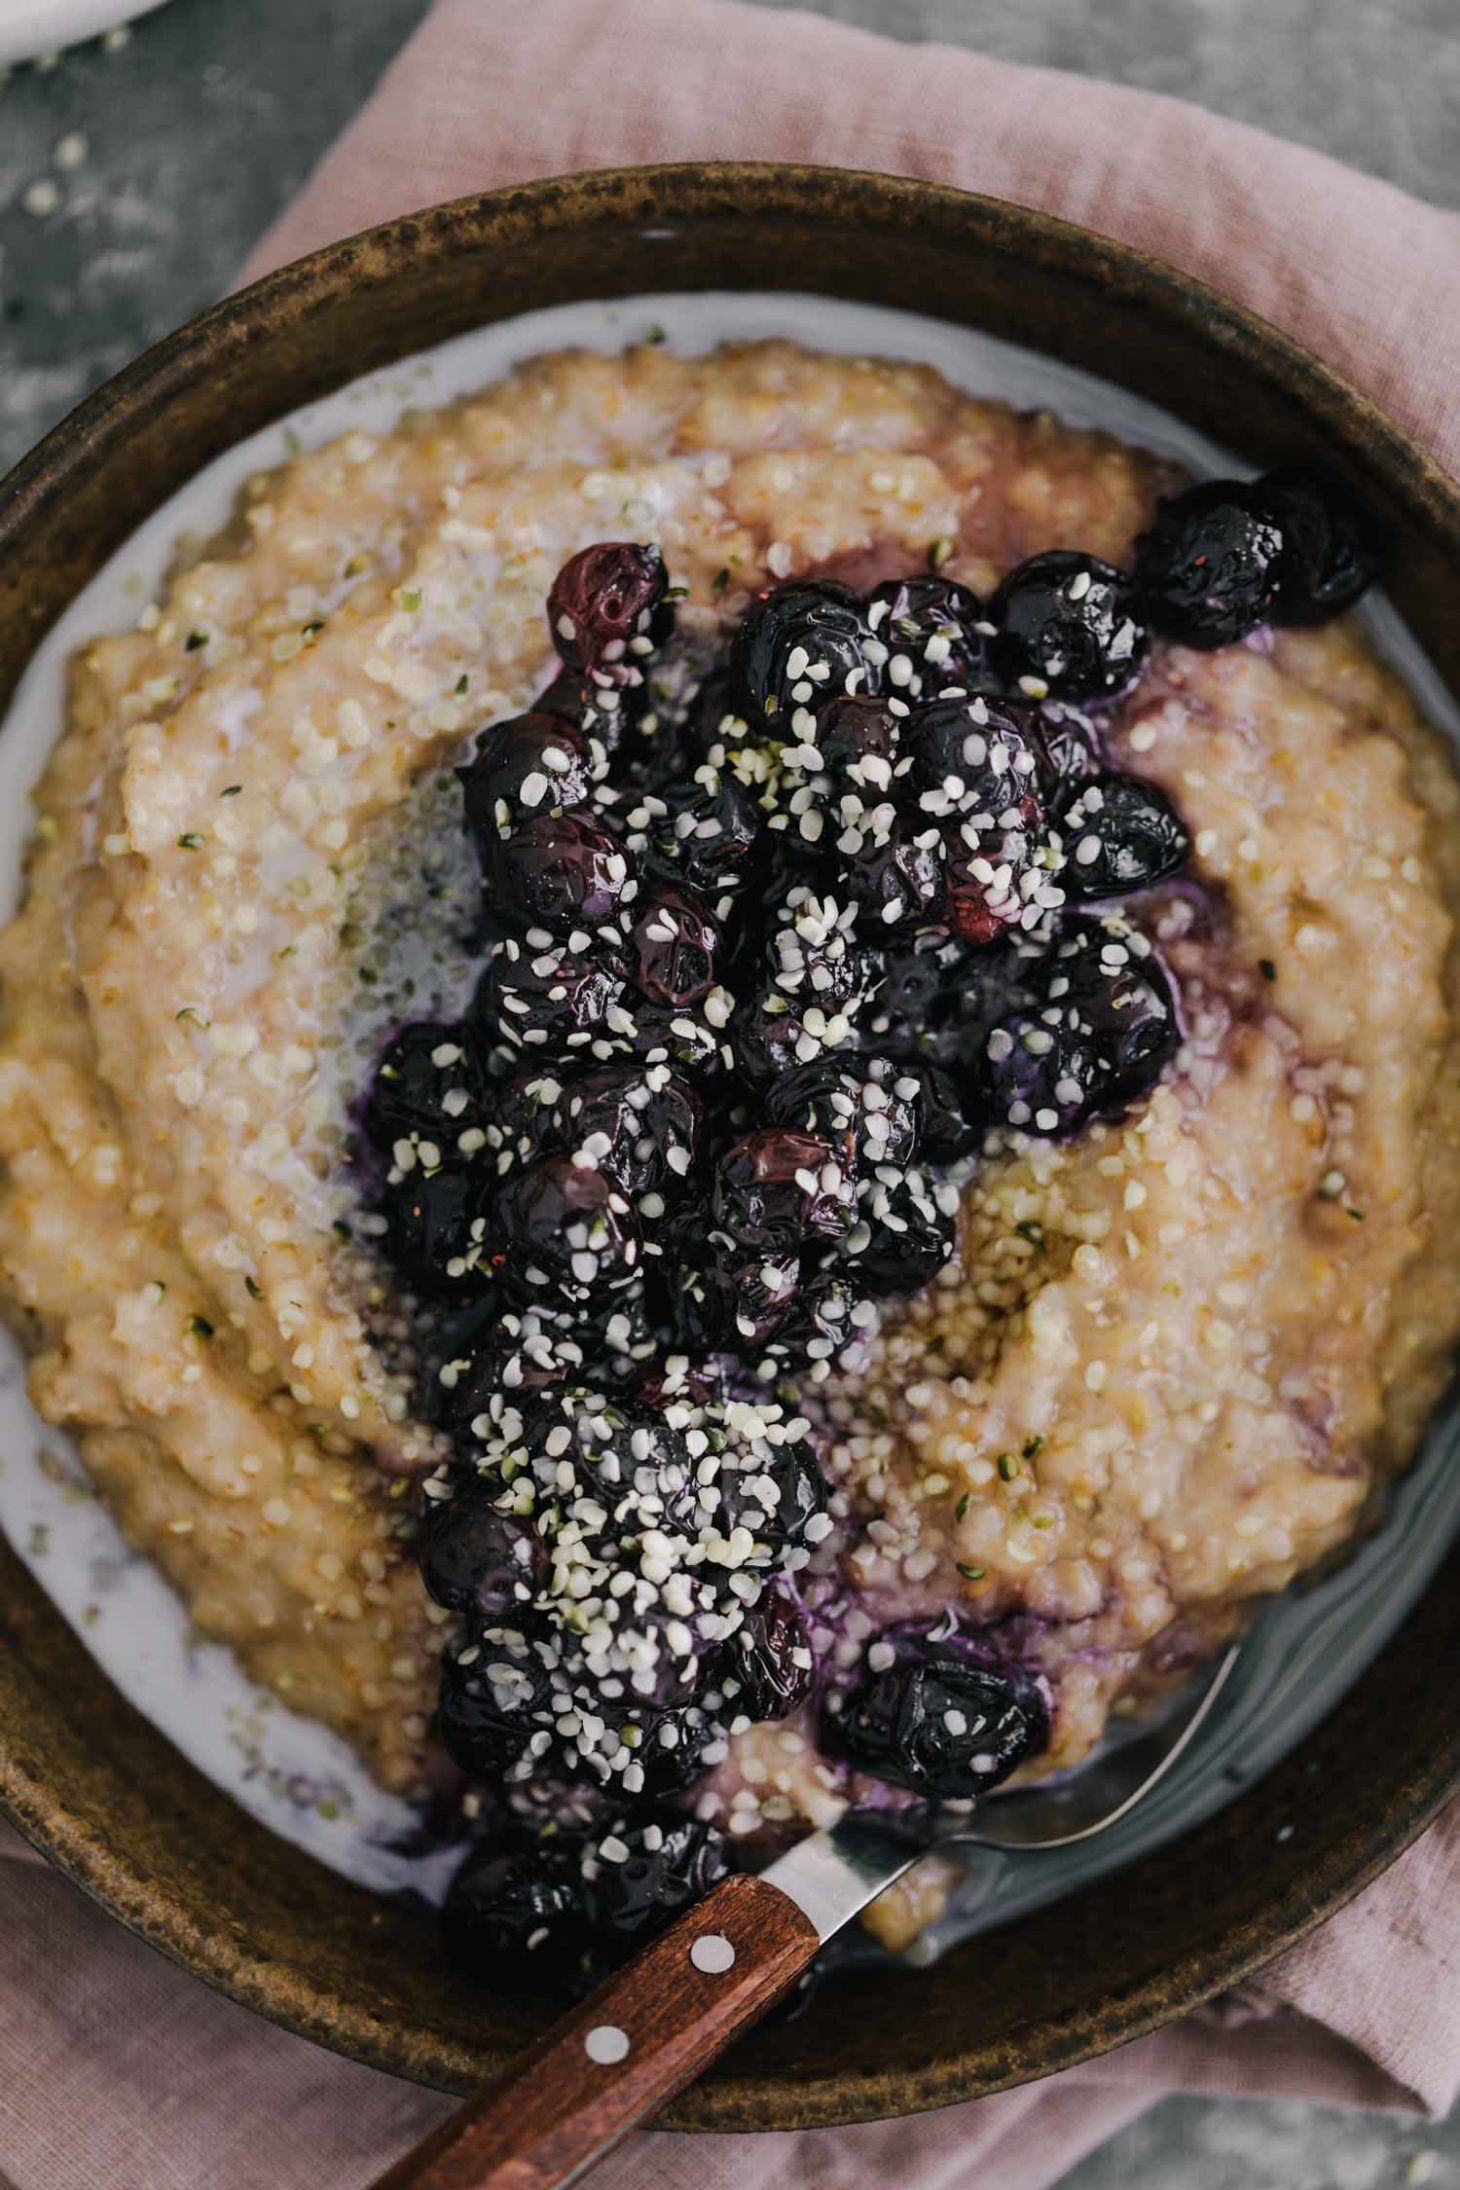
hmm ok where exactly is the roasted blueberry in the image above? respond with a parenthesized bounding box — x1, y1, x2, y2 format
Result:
(942, 793, 1049, 945)
(766, 1267, 863, 1370)
(497, 1154, 641, 1301)
(717, 1430, 829, 1549)
(764, 1058, 917, 1173)
(416, 1480, 542, 1616)
(733, 986, 821, 1081)
(423, 1311, 579, 1437)
(375, 1164, 495, 1295)
(712, 1129, 852, 1251)
(906, 694, 1044, 814)
(893, 1057, 984, 1166)
(846, 1168, 957, 1296)
(670, 1248, 800, 1352)
(842, 824, 946, 930)
(363, 1022, 493, 1158)
(626, 999, 726, 1079)
(516, 1387, 703, 1545)
(629, 888, 720, 1007)
(1134, 481, 1284, 647)
(1055, 772, 1189, 899)
(813, 692, 904, 799)
(649, 767, 765, 901)
(533, 664, 624, 756)
(555, 1066, 703, 1201)
(1034, 705, 1103, 789)
(767, 889, 876, 1011)
(990, 551, 1148, 700)
(488, 813, 635, 935)
(866, 574, 990, 695)
(458, 712, 595, 845)
(862, 930, 986, 1066)
(443, 1836, 591, 1990)
(547, 541, 673, 681)
(730, 579, 877, 726)
(580, 1808, 731, 1953)
(980, 917, 1180, 1134)
(823, 1620, 1051, 1799)
(476, 933, 626, 1059)
(437, 1630, 556, 1775)
(718, 1589, 816, 1720)
(1258, 465, 1379, 626)
(468, 1069, 568, 1184)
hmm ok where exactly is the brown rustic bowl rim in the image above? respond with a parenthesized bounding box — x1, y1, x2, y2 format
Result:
(2, 159, 1458, 2131)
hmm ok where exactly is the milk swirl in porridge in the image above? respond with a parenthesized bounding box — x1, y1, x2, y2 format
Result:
(2, 341, 1457, 1978)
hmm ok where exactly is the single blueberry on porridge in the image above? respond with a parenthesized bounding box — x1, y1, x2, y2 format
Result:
(2, 343, 1457, 1986)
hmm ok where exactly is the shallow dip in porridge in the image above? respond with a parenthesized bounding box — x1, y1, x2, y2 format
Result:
(2, 339, 1458, 1976)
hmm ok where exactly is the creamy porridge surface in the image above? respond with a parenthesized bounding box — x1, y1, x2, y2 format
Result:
(1, 340, 1458, 1863)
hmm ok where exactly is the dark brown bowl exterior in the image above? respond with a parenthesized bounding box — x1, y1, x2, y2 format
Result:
(1, 166, 1458, 2131)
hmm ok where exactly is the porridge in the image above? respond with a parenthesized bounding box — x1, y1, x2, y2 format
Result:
(1, 340, 1457, 1977)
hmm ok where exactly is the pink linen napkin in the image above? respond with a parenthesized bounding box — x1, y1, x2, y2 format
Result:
(6, 3, 1460, 2184)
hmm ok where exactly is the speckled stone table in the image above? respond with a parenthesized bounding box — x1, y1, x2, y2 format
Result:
(1, 3, 1458, 2184)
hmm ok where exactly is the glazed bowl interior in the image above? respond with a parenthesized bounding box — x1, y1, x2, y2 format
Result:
(1, 165, 1458, 2130)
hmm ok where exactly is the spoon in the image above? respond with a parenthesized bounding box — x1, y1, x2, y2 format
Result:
(370, 1644, 1240, 2190)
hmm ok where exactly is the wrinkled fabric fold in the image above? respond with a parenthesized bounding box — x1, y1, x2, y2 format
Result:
(7, 1, 1460, 2184)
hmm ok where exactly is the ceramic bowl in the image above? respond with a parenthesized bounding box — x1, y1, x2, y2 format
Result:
(2, 164, 1458, 2129)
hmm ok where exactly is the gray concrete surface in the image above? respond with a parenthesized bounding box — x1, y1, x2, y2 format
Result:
(1, 3, 1458, 2184)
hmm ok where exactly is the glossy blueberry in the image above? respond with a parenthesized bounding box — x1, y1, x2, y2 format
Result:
(866, 574, 990, 695)
(767, 894, 878, 1013)
(846, 1168, 956, 1296)
(718, 1589, 816, 1720)
(625, 999, 726, 1079)
(1258, 465, 1379, 626)
(712, 1129, 852, 1251)
(823, 1619, 1051, 1800)
(717, 1430, 829, 1549)
(842, 825, 946, 930)
(1055, 772, 1189, 900)
(732, 986, 821, 1082)
(363, 1022, 493, 1157)
(764, 1058, 919, 1173)
(905, 695, 1044, 814)
(669, 1247, 800, 1353)
(487, 813, 635, 935)
(580, 1808, 731, 1953)
(891, 1056, 984, 1167)
(629, 888, 720, 1007)
(1034, 706, 1103, 790)
(649, 768, 765, 900)
(375, 1163, 495, 1296)
(990, 551, 1149, 700)
(469, 1069, 570, 1186)
(496, 1154, 641, 1302)
(979, 918, 1180, 1135)
(812, 692, 904, 799)
(765, 1267, 863, 1370)
(1134, 480, 1284, 648)
(416, 1480, 542, 1617)
(941, 792, 1047, 946)
(458, 712, 595, 845)
(443, 1836, 591, 1990)
(437, 1631, 556, 1775)
(475, 934, 626, 1060)
(547, 541, 672, 681)
(730, 579, 877, 726)
(555, 1066, 703, 1200)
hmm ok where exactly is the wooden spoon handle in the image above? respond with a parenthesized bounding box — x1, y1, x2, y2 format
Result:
(369, 1871, 821, 2190)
